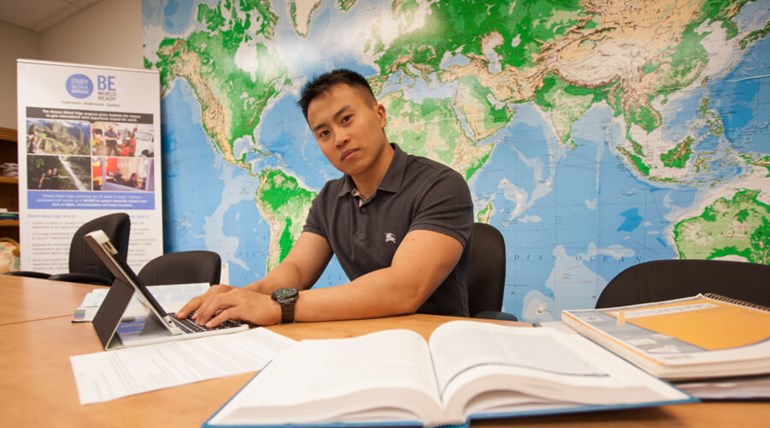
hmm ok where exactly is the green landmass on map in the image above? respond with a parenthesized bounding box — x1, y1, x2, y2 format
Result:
(674, 189, 770, 264)
(257, 168, 317, 267)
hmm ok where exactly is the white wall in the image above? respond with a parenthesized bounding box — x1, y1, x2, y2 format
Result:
(0, 23, 40, 129)
(39, 0, 143, 69)
(0, 0, 143, 129)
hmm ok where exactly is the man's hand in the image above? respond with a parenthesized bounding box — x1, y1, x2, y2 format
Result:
(176, 285, 281, 327)
(175, 284, 232, 320)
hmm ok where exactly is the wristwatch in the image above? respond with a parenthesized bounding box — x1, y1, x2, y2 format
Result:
(271, 288, 299, 324)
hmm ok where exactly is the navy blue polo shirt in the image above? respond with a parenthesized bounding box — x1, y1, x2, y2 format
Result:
(303, 144, 473, 316)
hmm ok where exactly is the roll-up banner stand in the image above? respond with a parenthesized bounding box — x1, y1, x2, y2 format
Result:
(17, 59, 163, 272)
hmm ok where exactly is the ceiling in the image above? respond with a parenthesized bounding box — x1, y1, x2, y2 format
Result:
(0, 0, 104, 33)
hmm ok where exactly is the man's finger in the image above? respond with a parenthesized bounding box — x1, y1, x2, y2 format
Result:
(205, 307, 234, 328)
(176, 295, 201, 319)
(184, 285, 230, 322)
(193, 289, 236, 324)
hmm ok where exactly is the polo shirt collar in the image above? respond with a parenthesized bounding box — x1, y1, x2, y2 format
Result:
(337, 143, 407, 197)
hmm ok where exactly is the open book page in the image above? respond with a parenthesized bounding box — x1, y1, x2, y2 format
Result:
(428, 321, 690, 421)
(209, 329, 446, 426)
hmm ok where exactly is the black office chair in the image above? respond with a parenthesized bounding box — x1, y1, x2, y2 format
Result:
(138, 250, 222, 286)
(6, 213, 131, 285)
(466, 222, 517, 321)
(595, 259, 770, 308)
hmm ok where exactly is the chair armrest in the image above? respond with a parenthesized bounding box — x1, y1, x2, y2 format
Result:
(473, 310, 518, 322)
(48, 273, 113, 286)
(4, 271, 52, 279)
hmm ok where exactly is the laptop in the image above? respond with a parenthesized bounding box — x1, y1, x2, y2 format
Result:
(84, 229, 249, 350)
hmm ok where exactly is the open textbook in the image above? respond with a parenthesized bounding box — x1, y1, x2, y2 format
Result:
(562, 293, 770, 380)
(204, 321, 692, 427)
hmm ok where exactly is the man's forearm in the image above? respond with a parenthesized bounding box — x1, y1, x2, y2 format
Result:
(245, 261, 310, 294)
(292, 266, 433, 322)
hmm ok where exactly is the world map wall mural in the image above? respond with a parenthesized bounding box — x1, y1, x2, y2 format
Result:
(142, 0, 770, 321)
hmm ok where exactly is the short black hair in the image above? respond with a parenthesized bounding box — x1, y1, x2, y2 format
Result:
(298, 69, 376, 120)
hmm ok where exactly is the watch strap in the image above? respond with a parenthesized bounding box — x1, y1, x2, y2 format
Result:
(279, 300, 295, 324)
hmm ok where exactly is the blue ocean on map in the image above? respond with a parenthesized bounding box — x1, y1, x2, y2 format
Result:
(709, 37, 770, 154)
(473, 103, 691, 315)
(163, 80, 346, 287)
(257, 94, 339, 190)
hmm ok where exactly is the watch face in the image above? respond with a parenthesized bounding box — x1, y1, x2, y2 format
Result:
(273, 287, 298, 301)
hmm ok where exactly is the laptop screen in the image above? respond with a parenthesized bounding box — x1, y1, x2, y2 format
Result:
(83, 229, 171, 322)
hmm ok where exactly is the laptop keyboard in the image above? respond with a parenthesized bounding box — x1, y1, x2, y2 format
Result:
(170, 314, 244, 334)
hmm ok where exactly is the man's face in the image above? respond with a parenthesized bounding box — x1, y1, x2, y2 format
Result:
(306, 83, 388, 177)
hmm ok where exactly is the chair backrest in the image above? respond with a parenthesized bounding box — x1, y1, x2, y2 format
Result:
(138, 250, 222, 286)
(466, 222, 507, 317)
(596, 259, 770, 308)
(69, 213, 131, 280)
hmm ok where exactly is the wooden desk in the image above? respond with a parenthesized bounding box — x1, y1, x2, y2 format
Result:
(0, 274, 103, 325)
(1, 277, 768, 427)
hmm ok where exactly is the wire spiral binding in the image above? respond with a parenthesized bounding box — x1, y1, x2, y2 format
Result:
(703, 293, 770, 312)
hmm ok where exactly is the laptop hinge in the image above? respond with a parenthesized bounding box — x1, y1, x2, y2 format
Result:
(162, 315, 186, 335)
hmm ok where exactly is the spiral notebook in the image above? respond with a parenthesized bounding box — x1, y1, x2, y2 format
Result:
(562, 293, 770, 380)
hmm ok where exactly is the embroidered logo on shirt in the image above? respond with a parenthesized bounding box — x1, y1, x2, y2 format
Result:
(385, 233, 397, 244)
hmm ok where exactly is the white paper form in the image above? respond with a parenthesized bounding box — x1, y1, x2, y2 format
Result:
(70, 328, 295, 404)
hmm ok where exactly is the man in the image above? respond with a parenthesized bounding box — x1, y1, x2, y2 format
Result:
(49, 167, 60, 190)
(119, 134, 137, 157)
(178, 69, 473, 327)
(126, 172, 141, 189)
(104, 126, 119, 156)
